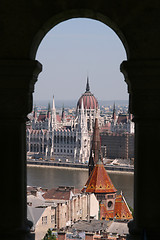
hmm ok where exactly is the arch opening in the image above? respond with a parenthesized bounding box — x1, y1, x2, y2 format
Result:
(27, 18, 134, 230)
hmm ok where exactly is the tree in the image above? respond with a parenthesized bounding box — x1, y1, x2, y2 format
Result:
(42, 229, 57, 240)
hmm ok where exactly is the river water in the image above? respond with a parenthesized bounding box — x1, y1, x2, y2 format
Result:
(27, 166, 134, 208)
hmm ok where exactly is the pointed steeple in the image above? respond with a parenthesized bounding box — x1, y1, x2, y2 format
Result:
(86, 76, 90, 92)
(52, 95, 56, 111)
(91, 118, 101, 165)
(33, 104, 37, 119)
(47, 102, 51, 118)
(48, 102, 51, 112)
(61, 104, 65, 122)
(113, 102, 116, 121)
(88, 149, 94, 177)
(52, 95, 57, 129)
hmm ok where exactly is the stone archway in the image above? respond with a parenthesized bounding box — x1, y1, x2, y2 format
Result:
(1, 1, 160, 240)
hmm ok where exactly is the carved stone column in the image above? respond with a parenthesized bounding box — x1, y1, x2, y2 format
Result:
(121, 60, 160, 240)
(0, 60, 42, 240)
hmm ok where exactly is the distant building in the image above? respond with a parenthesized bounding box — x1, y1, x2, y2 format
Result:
(111, 103, 134, 134)
(100, 132, 134, 159)
(27, 78, 101, 163)
(100, 103, 134, 159)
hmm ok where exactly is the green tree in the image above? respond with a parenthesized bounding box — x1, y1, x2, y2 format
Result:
(42, 229, 57, 240)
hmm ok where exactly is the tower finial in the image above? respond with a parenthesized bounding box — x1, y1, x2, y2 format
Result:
(86, 76, 90, 92)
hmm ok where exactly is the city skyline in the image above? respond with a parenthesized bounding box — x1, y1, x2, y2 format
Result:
(34, 18, 128, 102)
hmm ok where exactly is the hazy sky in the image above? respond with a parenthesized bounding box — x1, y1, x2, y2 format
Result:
(35, 18, 128, 102)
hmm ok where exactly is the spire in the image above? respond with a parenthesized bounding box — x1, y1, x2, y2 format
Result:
(52, 95, 56, 111)
(91, 118, 101, 165)
(113, 102, 116, 121)
(86, 76, 90, 92)
(81, 98, 84, 111)
(33, 104, 37, 119)
(47, 102, 51, 118)
(88, 149, 94, 177)
(52, 95, 57, 129)
(61, 104, 65, 122)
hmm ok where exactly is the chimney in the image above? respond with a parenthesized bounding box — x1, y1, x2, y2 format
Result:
(58, 232, 66, 240)
(85, 232, 94, 240)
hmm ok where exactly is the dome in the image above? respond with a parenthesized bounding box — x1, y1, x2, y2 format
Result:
(77, 78, 98, 110)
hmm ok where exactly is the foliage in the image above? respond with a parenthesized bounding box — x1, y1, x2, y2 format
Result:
(42, 229, 57, 240)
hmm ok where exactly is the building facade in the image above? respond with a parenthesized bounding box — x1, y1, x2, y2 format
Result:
(100, 132, 134, 159)
(27, 79, 100, 163)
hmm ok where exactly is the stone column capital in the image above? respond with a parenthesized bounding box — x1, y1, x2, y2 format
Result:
(0, 59, 42, 91)
(0, 59, 42, 119)
(120, 60, 160, 120)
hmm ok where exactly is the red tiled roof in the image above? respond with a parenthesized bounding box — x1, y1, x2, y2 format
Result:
(100, 203, 114, 220)
(114, 194, 133, 220)
(43, 187, 80, 201)
(56, 115, 61, 123)
(83, 160, 117, 194)
(100, 194, 133, 221)
(43, 188, 71, 200)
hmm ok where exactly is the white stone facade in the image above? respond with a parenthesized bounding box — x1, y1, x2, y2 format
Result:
(27, 99, 96, 163)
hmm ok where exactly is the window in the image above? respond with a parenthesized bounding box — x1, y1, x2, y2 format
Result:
(51, 215, 55, 223)
(42, 216, 47, 225)
(107, 195, 113, 199)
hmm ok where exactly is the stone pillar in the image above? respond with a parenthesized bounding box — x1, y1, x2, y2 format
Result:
(121, 60, 160, 240)
(0, 60, 42, 240)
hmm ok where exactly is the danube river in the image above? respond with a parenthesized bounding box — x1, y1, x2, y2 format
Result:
(27, 166, 134, 208)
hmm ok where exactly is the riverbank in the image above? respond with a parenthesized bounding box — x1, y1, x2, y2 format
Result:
(27, 159, 134, 174)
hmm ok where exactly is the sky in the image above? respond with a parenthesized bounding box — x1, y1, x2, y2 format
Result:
(34, 18, 128, 103)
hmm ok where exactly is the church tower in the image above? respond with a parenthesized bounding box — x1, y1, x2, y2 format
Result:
(51, 95, 57, 130)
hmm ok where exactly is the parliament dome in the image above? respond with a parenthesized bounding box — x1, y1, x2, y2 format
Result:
(77, 78, 98, 110)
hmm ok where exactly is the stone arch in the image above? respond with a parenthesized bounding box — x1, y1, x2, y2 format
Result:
(2, 2, 160, 240)
(30, 10, 129, 60)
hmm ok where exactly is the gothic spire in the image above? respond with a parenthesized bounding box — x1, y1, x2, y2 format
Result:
(52, 95, 57, 129)
(86, 76, 90, 92)
(61, 104, 65, 122)
(113, 102, 116, 120)
(52, 95, 56, 111)
(91, 118, 101, 166)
